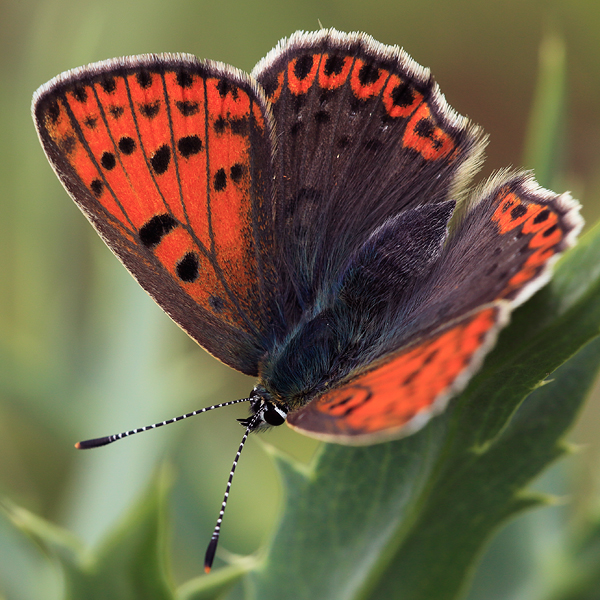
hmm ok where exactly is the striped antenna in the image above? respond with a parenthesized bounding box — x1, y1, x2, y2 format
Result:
(204, 412, 259, 573)
(75, 398, 252, 449)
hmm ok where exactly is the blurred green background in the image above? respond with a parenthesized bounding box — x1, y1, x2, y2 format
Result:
(2, 0, 600, 598)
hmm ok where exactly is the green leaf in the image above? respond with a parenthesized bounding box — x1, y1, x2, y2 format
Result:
(522, 29, 567, 188)
(3, 466, 174, 600)
(242, 216, 600, 600)
(177, 558, 256, 600)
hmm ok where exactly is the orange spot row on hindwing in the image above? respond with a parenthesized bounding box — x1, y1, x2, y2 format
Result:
(266, 71, 284, 103)
(318, 54, 353, 90)
(287, 53, 321, 95)
(349, 59, 388, 100)
(492, 191, 565, 294)
(403, 103, 456, 160)
(382, 74, 423, 118)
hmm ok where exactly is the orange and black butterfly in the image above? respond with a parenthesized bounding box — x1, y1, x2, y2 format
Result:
(33, 29, 582, 570)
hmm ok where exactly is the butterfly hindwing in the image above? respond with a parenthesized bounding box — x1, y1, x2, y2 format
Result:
(404, 172, 583, 338)
(288, 171, 582, 442)
(33, 55, 279, 375)
(252, 30, 486, 316)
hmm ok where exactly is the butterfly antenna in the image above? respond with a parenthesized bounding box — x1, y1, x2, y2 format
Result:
(74, 398, 252, 449)
(204, 413, 258, 573)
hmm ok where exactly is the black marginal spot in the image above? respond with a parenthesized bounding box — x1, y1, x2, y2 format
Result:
(391, 83, 414, 107)
(414, 118, 435, 139)
(72, 85, 87, 102)
(209, 295, 225, 312)
(290, 121, 303, 136)
(109, 105, 124, 118)
(364, 139, 383, 152)
(176, 100, 199, 116)
(139, 214, 177, 248)
(84, 116, 97, 129)
(100, 76, 116, 93)
(139, 101, 160, 119)
(90, 179, 104, 197)
(330, 394, 354, 408)
(150, 145, 171, 174)
(46, 101, 60, 123)
(230, 163, 245, 183)
(423, 349, 438, 366)
(101, 151, 116, 170)
(294, 54, 314, 80)
(510, 204, 528, 220)
(58, 135, 76, 155)
(338, 135, 351, 148)
(543, 224, 559, 237)
(262, 75, 278, 98)
(485, 263, 498, 275)
(216, 79, 231, 97)
(214, 116, 226, 134)
(177, 135, 202, 157)
(176, 252, 199, 282)
(324, 55, 344, 76)
(213, 168, 227, 191)
(403, 371, 418, 385)
(230, 117, 248, 135)
(358, 63, 380, 86)
(534, 209, 550, 224)
(315, 110, 330, 124)
(136, 70, 152, 89)
(118, 136, 136, 155)
(176, 69, 194, 88)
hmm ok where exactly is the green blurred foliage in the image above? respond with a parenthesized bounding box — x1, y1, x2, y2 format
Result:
(1, 0, 600, 599)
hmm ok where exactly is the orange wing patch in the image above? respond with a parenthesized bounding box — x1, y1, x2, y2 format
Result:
(35, 60, 273, 338)
(287, 306, 503, 444)
(261, 46, 459, 164)
(403, 103, 456, 160)
(491, 187, 571, 298)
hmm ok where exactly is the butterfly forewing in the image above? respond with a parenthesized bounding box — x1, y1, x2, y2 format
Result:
(33, 55, 279, 375)
(287, 304, 507, 443)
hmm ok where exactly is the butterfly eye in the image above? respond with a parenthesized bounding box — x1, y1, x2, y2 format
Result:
(263, 403, 287, 426)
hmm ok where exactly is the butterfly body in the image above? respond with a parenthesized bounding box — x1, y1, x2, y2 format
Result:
(33, 29, 582, 445)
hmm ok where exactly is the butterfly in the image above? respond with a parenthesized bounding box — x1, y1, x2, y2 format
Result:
(32, 29, 582, 571)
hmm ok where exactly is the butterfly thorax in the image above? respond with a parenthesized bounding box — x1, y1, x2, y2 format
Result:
(259, 202, 458, 411)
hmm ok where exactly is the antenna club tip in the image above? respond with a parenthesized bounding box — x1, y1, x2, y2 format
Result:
(204, 537, 218, 573)
(74, 442, 82, 449)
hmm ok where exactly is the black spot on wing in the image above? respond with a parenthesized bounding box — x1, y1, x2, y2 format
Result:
(151, 145, 171, 174)
(139, 214, 177, 248)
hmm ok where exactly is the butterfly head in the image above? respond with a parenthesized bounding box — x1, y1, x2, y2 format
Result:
(238, 385, 288, 430)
